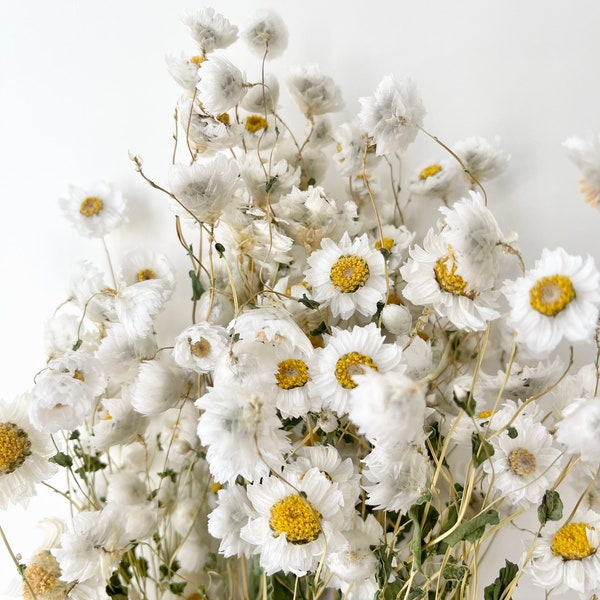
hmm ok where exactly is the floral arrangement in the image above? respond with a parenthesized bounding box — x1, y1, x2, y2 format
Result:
(4, 6, 600, 600)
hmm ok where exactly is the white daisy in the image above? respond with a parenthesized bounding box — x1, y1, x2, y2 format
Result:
(182, 7, 238, 54)
(242, 9, 288, 59)
(308, 323, 404, 416)
(304, 232, 387, 320)
(59, 181, 127, 238)
(410, 159, 461, 201)
(482, 414, 563, 508)
(196, 54, 247, 114)
(172, 322, 230, 374)
(452, 135, 510, 182)
(502, 247, 600, 356)
(400, 228, 500, 332)
(358, 75, 425, 156)
(169, 154, 240, 225)
(241, 72, 280, 113)
(165, 52, 203, 95)
(333, 121, 376, 177)
(195, 381, 292, 484)
(287, 64, 344, 117)
(0, 396, 57, 510)
(555, 396, 600, 462)
(117, 247, 176, 302)
(527, 509, 600, 597)
(563, 134, 600, 207)
(240, 467, 346, 576)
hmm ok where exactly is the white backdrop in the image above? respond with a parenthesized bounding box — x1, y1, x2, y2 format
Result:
(1, 1, 600, 597)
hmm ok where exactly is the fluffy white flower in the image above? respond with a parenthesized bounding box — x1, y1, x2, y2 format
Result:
(240, 468, 346, 576)
(59, 181, 127, 238)
(241, 72, 280, 113)
(182, 7, 238, 54)
(502, 247, 600, 356)
(333, 121, 376, 177)
(452, 135, 510, 182)
(0, 396, 57, 509)
(242, 9, 288, 59)
(527, 509, 600, 597)
(117, 248, 176, 302)
(563, 134, 600, 207)
(287, 64, 344, 117)
(304, 232, 387, 320)
(358, 75, 425, 156)
(197, 54, 247, 114)
(555, 397, 600, 462)
(381, 303, 413, 336)
(165, 52, 203, 94)
(308, 323, 404, 416)
(401, 228, 500, 331)
(169, 154, 240, 224)
(410, 159, 461, 201)
(172, 322, 230, 373)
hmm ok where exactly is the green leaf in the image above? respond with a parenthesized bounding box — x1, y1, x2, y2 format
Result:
(69, 429, 80, 440)
(309, 321, 329, 336)
(298, 294, 320, 310)
(407, 492, 437, 572)
(158, 468, 177, 483)
(188, 270, 204, 301)
(215, 242, 225, 257)
(106, 572, 128, 598)
(507, 426, 518, 439)
(74, 452, 106, 475)
(168, 582, 186, 596)
(471, 431, 494, 468)
(378, 247, 391, 260)
(442, 509, 499, 547)
(72, 339, 83, 351)
(49, 452, 73, 468)
(483, 560, 519, 600)
(265, 175, 279, 193)
(306, 177, 316, 187)
(538, 489, 563, 526)
(453, 389, 476, 417)
(442, 561, 470, 589)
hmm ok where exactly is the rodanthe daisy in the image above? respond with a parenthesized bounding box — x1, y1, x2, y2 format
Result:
(304, 232, 387, 320)
(502, 247, 600, 356)
(563, 134, 600, 207)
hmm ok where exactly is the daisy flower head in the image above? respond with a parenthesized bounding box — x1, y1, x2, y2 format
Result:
(527, 509, 600, 597)
(308, 323, 404, 415)
(0, 396, 57, 510)
(400, 228, 500, 332)
(242, 9, 288, 60)
(452, 135, 510, 182)
(410, 159, 461, 201)
(168, 154, 240, 224)
(563, 134, 600, 207)
(482, 414, 563, 508)
(182, 7, 238, 54)
(333, 121, 377, 177)
(502, 247, 600, 357)
(241, 72, 280, 114)
(240, 467, 346, 576)
(165, 52, 203, 95)
(59, 181, 127, 238)
(117, 247, 176, 301)
(196, 54, 247, 114)
(304, 232, 387, 320)
(287, 64, 344, 117)
(555, 396, 600, 462)
(358, 75, 425, 156)
(172, 322, 230, 373)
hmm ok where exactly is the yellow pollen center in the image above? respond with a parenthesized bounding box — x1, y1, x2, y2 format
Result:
(137, 268, 158, 281)
(335, 352, 378, 389)
(79, 196, 103, 217)
(508, 447, 537, 477)
(434, 255, 474, 298)
(269, 494, 321, 545)
(477, 410, 493, 419)
(0, 422, 32, 475)
(375, 237, 395, 252)
(330, 254, 370, 293)
(419, 164, 443, 180)
(190, 337, 211, 358)
(216, 113, 230, 125)
(551, 523, 597, 560)
(529, 275, 576, 317)
(211, 482, 222, 494)
(275, 359, 309, 390)
(245, 115, 268, 133)
(190, 55, 205, 66)
(72, 370, 85, 381)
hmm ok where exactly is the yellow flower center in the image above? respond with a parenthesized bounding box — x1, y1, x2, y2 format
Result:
(0, 422, 32, 475)
(72, 370, 85, 381)
(529, 275, 576, 317)
(335, 352, 378, 389)
(419, 164, 443, 180)
(211, 482, 222, 494)
(477, 410, 493, 419)
(216, 113, 230, 125)
(375, 237, 395, 252)
(245, 115, 269, 133)
(189, 337, 211, 358)
(551, 523, 597, 560)
(79, 196, 103, 217)
(190, 55, 205, 66)
(434, 255, 474, 298)
(269, 494, 321, 545)
(23, 553, 63, 600)
(330, 254, 370, 293)
(508, 447, 537, 477)
(137, 268, 158, 282)
(275, 359, 310, 390)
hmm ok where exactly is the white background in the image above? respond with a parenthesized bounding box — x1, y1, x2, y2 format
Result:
(1, 1, 600, 597)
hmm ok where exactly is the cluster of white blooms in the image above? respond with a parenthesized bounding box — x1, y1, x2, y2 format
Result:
(5, 6, 600, 600)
